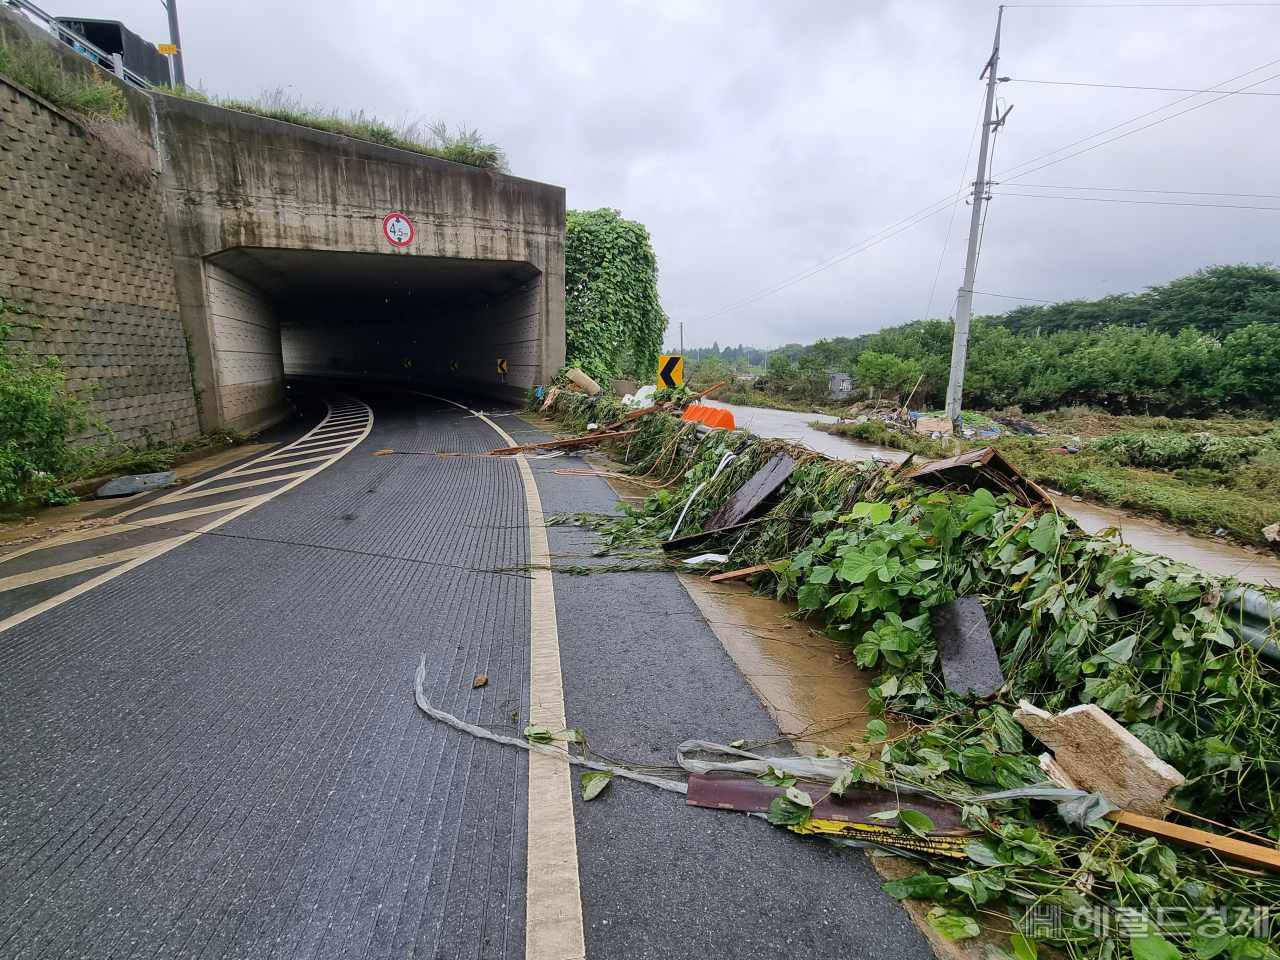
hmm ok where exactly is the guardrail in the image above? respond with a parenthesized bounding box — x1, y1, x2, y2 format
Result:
(1226, 587, 1280, 664)
(4, 0, 153, 88)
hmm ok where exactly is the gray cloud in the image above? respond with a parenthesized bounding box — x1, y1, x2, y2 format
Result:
(72, 0, 1280, 347)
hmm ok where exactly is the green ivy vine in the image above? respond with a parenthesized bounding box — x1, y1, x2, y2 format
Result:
(564, 208, 668, 383)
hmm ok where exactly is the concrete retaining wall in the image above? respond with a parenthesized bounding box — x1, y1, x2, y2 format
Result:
(0, 11, 201, 447)
(1, 3, 565, 442)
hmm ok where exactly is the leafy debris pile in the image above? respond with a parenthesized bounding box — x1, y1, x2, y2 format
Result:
(534, 389, 1280, 960)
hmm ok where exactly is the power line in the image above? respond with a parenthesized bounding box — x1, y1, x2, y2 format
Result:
(994, 191, 1280, 210)
(1007, 183, 1280, 199)
(1006, 3, 1280, 7)
(973, 291, 1058, 302)
(998, 70, 1280, 181)
(1008, 77, 1280, 96)
(683, 199, 963, 327)
(676, 49, 1280, 332)
(993, 57, 1280, 184)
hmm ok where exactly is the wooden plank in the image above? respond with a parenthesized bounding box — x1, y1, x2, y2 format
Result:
(487, 429, 640, 456)
(1109, 810, 1280, 873)
(701, 452, 796, 532)
(707, 563, 772, 583)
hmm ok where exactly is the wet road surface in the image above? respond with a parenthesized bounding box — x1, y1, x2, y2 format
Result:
(0, 384, 932, 960)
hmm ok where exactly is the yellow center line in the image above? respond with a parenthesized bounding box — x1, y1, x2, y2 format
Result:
(412, 391, 584, 960)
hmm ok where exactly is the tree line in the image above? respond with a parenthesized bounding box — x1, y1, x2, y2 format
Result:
(697, 264, 1280, 413)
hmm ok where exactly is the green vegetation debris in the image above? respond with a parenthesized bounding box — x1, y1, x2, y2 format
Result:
(535, 389, 1280, 960)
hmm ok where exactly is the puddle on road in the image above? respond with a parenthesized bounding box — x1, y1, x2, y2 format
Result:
(679, 574, 879, 756)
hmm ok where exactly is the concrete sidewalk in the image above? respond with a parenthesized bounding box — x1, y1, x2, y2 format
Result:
(499, 415, 932, 960)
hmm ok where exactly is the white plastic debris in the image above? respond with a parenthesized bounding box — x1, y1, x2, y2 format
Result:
(683, 553, 729, 565)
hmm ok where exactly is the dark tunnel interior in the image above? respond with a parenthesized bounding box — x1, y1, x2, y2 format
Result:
(204, 247, 544, 414)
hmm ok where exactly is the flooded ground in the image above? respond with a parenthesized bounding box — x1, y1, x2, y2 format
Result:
(704, 399, 1280, 586)
(1054, 495, 1280, 586)
(703, 399, 909, 463)
(679, 575, 877, 755)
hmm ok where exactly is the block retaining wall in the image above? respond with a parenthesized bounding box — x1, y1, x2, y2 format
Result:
(0, 75, 200, 448)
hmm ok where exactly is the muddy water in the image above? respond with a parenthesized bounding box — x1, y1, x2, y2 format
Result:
(1053, 496, 1280, 586)
(703, 400, 1280, 586)
(680, 575, 883, 756)
(702, 399, 910, 463)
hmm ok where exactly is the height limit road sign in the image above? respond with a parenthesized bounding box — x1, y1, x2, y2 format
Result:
(658, 355, 683, 389)
(382, 213, 413, 246)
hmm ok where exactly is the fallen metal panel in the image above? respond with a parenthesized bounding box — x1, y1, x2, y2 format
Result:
(905, 446, 1049, 506)
(661, 521, 753, 553)
(685, 772, 970, 835)
(700, 452, 797, 533)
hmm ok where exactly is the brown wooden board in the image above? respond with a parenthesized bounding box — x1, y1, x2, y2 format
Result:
(487, 429, 640, 456)
(707, 563, 772, 583)
(700, 452, 796, 533)
(905, 446, 1050, 507)
(1110, 810, 1280, 873)
(685, 772, 971, 835)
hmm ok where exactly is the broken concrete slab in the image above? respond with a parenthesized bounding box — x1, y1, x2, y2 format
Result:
(929, 596, 1005, 697)
(96, 471, 177, 498)
(1014, 700, 1185, 818)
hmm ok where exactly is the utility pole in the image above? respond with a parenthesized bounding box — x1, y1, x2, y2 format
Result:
(162, 0, 186, 86)
(679, 320, 684, 355)
(944, 6, 1008, 424)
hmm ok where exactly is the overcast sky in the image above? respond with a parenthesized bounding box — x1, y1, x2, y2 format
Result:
(55, 0, 1280, 349)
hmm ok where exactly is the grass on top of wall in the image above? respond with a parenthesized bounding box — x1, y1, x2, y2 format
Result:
(0, 40, 125, 120)
(157, 84, 508, 170)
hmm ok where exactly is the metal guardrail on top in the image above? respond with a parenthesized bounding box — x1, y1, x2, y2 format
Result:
(4, 0, 153, 88)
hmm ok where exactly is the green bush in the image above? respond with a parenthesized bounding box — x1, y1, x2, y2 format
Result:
(1091, 431, 1280, 472)
(0, 304, 95, 503)
(564, 208, 667, 382)
(0, 41, 125, 120)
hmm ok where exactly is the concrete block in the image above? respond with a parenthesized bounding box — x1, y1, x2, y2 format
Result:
(1014, 700, 1185, 818)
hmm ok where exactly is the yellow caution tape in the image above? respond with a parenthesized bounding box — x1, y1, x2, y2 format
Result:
(789, 818, 972, 858)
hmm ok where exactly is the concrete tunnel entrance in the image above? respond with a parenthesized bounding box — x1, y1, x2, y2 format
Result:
(201, 247, 546, 430)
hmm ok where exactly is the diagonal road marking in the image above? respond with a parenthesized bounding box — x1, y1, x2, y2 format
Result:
(0, 537, 190, 593)
(0, 395, 373, 634)
(0, 497, 265, 566)
(157, 471, 310, 503)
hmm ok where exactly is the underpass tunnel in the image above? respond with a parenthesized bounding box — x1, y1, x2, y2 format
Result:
(202, 247, 545, 430)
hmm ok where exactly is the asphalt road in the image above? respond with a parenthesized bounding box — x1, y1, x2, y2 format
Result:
(0, 383, 931, 960)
